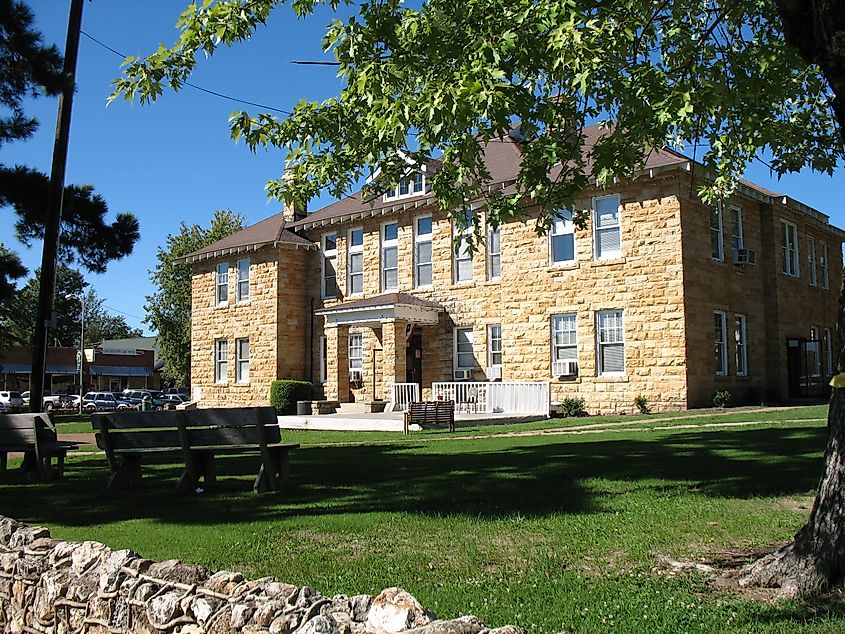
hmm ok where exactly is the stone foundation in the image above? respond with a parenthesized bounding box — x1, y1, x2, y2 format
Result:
(0, 517, 520, 634)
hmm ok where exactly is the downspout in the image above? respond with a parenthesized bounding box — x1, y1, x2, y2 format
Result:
(308, 297, 314, 384)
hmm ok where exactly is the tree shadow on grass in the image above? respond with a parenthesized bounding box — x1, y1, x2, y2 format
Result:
(0, 424, 826, 528)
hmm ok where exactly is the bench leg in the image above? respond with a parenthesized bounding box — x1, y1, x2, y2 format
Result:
(0, 451, 6, 473)
(178, 450, 216, 493)
(107, 454, 143, 492)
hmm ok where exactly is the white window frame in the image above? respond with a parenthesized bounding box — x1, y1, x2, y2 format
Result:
(488, 324, 502, 369)
(594, 195, 622, 260)
(781, 220, 800, 277)
(414, 215, 433, 288)
(381, 221, 399, 291)
(214, 339, 228, 384)
(348, 333, 363, 371)
(710, 203, 724, 262)
(714, 311, 728, 376)
(384, 171, 425, 201)
(321, 233, 338, 299)
(235, 337, 249, 383)
(810, 326, 822, 378)
(454, 209, 473, 283)
(821, 242, 830, 289)
(319, 336, 328, 384)
(597, 310, 625, 376)
(808, 236, 817, 287)
(551, 314, 578, 369)
(348, 227, 364, 295)
(454, 327, 475, 371)
(550, 210, 576, 265)
(488, 221, 501, 280)
(215, 262, 229, 305)
(728, 206, 744, 254)
(734, 314, 748, 377)
(236, 258, 250, 302)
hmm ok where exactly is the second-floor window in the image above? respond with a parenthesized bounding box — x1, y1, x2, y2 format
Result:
(454, 209, 473, 283)
(235, 337, 249, 383)
(710, 203, 724, 261)
(550, 210, 575, 265)
(594, 195, 622, 260)
(821, 242, 830, 289)
(214, 339, 228, 383)
(781, 220, 799, 277)
(322, 233, 338, 299)
(215, 263, 228, 305)
(348, 228, 364, 294)
(808, 236, 817, 286)
(415, 216, 433, 287)
(488, 222, 501, 280)
(236, 258, 250, 302)
(729, 206, 743, 254)
(714, 311, 727, 375)
(382, 222, 399, 291)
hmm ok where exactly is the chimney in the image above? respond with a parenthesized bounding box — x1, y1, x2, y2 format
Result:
(282, 167, 307, 222)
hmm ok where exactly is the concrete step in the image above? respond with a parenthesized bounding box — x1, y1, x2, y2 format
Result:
(336, 402, 367, 414)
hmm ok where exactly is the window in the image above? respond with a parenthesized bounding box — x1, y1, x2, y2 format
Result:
(348, 228, 364, 294)
(808, 236, 817, 286)
(551, 314, 577, 369)
(236, 258, 250, 302)
(710, 203, 724, 261)
(821, 242, 830, 289)
(729, 206, 744, 254)
(384, 172, 425, 200)
(550, 210, 576, 265)
(382, 222, 399, 291)
(597, 310, 624, 375)
(488, 324, 502, 368)
(781, 220, 799, 277)
(319, 336, 328, 384)
(455, 327, 474, 370)
(322, 233, 338, 299)
(594, 195, 622, 259)
(235, 338, 249, 383)
(214, 339, 228, 383)
(488, 222, 501, 280)
(734, 315, 747, 377)
(348, 333, 363, 371)
(810, 327, 821, 378)
(714, 312, 727, 376)
(454, 209, 473, 283)
(415, 216, 433, 287)
(824, 328, 834, 376)
(215, 263, 229, 304)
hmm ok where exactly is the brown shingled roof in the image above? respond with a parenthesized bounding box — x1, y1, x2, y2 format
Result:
(316, 292, 444, 313)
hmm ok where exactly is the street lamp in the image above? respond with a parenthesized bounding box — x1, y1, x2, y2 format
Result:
(65, 293, 84, 414)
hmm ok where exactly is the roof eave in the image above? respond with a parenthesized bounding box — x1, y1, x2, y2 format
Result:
(174, 239, 316, 266)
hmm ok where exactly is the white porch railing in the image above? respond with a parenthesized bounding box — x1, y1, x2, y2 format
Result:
(390, 382, 420, 411)
(431, 381, 550, 416)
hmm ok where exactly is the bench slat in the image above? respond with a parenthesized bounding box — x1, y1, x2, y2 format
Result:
(182, 407, 276, 428)
(96, 429, 182, 451)
(94, 410, 184, 429)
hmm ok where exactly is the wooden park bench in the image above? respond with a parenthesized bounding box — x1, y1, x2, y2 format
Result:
(92, 407, 299, 494)
(0, 413, 78, 481)
(403, 400, 455, 434)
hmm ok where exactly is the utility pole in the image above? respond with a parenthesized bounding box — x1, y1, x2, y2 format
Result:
(30, 0, 85, 413)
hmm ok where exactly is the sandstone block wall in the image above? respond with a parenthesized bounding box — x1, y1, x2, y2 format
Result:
(0, 516, 519, 634)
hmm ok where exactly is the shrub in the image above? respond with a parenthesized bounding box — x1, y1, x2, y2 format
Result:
(713, 390, 732, 408)
(634, 394, 650, 415)
(270, 380, 313, 414)
(559, 396, 587, 418)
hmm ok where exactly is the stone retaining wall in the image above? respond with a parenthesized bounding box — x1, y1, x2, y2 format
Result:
(0, 517, 520, 634)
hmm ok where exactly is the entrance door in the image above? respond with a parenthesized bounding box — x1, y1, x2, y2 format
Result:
(406, 330, 423, 394)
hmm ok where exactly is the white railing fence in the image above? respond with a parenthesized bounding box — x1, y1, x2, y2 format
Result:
(390, 383, 420, 410)
(431, 381, 549, 415)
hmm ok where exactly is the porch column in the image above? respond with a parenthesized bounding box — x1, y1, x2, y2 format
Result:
(381, 320, 407, 402)
(326, 324, 350, 402)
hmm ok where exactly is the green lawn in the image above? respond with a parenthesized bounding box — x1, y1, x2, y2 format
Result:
(6, 405, 845, 633)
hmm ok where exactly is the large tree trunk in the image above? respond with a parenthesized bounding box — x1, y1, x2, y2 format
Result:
(738, 0, 845, 595)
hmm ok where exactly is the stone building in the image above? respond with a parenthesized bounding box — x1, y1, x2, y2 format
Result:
(179, 126, 843, 414)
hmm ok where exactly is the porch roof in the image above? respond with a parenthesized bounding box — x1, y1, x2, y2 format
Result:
(315, 292, 444, 327)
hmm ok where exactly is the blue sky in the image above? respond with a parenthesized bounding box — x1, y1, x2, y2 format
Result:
(5, 1, 844, 337)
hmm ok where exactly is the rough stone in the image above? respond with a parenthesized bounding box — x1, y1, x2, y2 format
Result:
(367, 587, 433, 633)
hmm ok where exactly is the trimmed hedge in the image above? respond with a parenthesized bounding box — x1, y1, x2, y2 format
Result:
(270, 380, 313, 415)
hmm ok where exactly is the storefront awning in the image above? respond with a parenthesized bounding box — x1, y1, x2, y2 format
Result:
(89, 365, 154, 377)
(315, 292, 444, 327)
(0, 364, 77, 374)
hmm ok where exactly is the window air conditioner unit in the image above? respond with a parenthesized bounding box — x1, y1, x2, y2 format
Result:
(552, 360, 578, 377)
(486, 366, 502, 380)
(454, 368, 474, 380)
(733, 248, 757, 265)
(349, 369, 363, 383)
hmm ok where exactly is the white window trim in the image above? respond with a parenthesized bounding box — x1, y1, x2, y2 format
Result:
(549, 211, 576, 266)
(383, 169, 426, 201)
(781, 219, 800, 277)
(319, 335, 328, 384)
(821, 242, 830, 289)
(348, 333, 363, 371)
(236, 258, 250, 303)
(235, 337, 249, 384)
(215, 263, 229, 305)
(487, 221, 501, 280)
(381, 221, 399, 292)
(414, 214, 433, 289)
(454, 326, 475, 371)
(711, 202, 724, 262)
(808, 236, 817, 287)
(487, 324, 502, 369)
(729, 206, 744, 253)
(810, 326, 822, 378)
(321, 233, 338, 299)
(214, 339, 228, 384)
(593, 195, 622, 260)
(596, 310, 625, 376)
(734, 314, 748, 377)
(453, 209, 473, 284)
(347, 227, 364, 295)
(714, 311, 728, 376)
(551, 313, 578, 371)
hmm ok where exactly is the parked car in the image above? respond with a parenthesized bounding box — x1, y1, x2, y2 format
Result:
(61, 394, 81, 410)
(0, 390, 24, 411)
(123, 389, 168, 410)
(20, 390, 62, 411)
(81, 392, 133, 412)
(162, 393, 190, 405)
(162, 387, 189, 396)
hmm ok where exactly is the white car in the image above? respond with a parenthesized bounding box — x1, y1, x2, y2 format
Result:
(0, 390, 24, 411)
